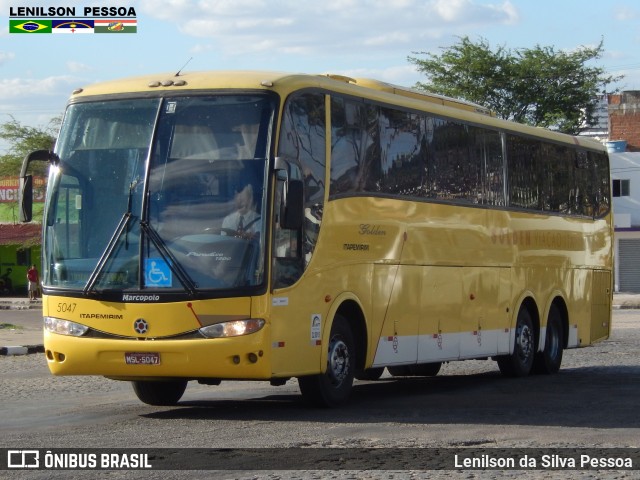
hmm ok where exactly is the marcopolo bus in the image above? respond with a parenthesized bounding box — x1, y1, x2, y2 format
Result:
(20, 71, 613, 407)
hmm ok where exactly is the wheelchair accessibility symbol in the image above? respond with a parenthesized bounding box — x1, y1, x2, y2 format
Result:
(145, 258, 172, 287)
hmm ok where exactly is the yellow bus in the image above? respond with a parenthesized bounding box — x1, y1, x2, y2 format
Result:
(20, 71, 612, 407)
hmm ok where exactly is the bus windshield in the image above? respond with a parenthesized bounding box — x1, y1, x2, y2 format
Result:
(45, 94, 275, 294)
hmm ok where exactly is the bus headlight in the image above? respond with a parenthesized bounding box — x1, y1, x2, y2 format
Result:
(199, 319, 265, 338)
(44, 317, 89, 337)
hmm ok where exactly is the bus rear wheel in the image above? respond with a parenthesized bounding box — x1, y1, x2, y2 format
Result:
(497, 307, 535, 377)
(298, 315, 355, 407)
(132, 380, 188, 406)
(533, 304, 564, 374)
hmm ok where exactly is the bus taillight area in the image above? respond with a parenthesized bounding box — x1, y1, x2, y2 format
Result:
(42, 325, 273, 380)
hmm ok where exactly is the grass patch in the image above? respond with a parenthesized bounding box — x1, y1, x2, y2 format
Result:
(0, 323, 23, 330)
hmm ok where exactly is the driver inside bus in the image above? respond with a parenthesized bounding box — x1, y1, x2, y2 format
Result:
(221, 183, 261, 239)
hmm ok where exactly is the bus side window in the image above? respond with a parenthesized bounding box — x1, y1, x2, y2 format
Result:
(273, 91, 326, 289)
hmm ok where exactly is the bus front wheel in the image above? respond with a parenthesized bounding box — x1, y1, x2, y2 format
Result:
(497, 307, 535, 377)
(132, 380, 188, 406)
(298, 315, 355, 407)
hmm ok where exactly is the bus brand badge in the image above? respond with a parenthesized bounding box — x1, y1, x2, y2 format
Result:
(134, 318, 149, 334)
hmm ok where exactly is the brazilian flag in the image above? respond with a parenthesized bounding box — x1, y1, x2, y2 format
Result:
(10, 20, 52, 33)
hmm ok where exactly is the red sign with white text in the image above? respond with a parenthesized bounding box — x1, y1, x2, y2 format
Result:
(0, 176, 46, 203)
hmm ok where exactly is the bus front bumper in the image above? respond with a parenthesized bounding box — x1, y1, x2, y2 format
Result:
(43, 329, 272, 380)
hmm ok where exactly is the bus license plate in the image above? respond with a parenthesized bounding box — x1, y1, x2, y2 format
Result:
(125, 352, 161, 365)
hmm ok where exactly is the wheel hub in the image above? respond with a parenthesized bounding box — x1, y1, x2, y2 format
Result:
(328, 338, 350, 385)
(517, 324, 533, 360)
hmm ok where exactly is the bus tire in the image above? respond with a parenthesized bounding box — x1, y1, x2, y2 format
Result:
(533, 304, 564, 374)
(497, 307, 535, 377)
(131, 380, 188, 406)
(355, 367, 385, 381)
(298, 315, 355, 407)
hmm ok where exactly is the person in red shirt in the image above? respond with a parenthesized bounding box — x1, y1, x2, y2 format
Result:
(27, 264, 39, 301)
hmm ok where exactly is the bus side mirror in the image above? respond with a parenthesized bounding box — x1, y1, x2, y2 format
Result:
(281, 179, 304, 230)
(19, 149, 56, 223)
(19, 175, 33, 222)
(275, 157, 304, 230)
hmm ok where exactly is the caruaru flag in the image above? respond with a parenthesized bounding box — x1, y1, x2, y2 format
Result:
(9, 20, 52, 33)
(94, 19, 137, 33)
(52, 20, 95, 33)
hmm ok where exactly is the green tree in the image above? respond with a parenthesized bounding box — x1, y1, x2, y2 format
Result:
(408, 36, 621, 134)
(0, 115, 60, 177)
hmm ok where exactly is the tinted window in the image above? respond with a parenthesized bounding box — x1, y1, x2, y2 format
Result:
(329, 95, 608, 218)
(330, 98, 379, 195)
(506, 135, 610, 217)
(377, 108, 426, 196)
(275, 91, 327, 287)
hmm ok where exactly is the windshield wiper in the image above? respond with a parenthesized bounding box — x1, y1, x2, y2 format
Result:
(139, 221, 197, 296)
(83, 177, 138, 295)
(83, 212, 132, 295)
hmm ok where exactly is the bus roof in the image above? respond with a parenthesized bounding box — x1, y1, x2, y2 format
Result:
(69, 70, 606, 152)
(345, 76, 495, 116)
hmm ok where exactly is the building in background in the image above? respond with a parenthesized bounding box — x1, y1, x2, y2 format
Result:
(580, 94, 610, 141)
(0, 176, 43, 295)
(0, 224, 41, 295)
(607, 91, 640, 292)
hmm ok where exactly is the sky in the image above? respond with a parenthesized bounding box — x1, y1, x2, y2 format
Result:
(1, 0, 639, 154)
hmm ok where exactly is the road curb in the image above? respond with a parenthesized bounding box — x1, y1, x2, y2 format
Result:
(0, 344, 44, 356)
(0, 303, 42, 311)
